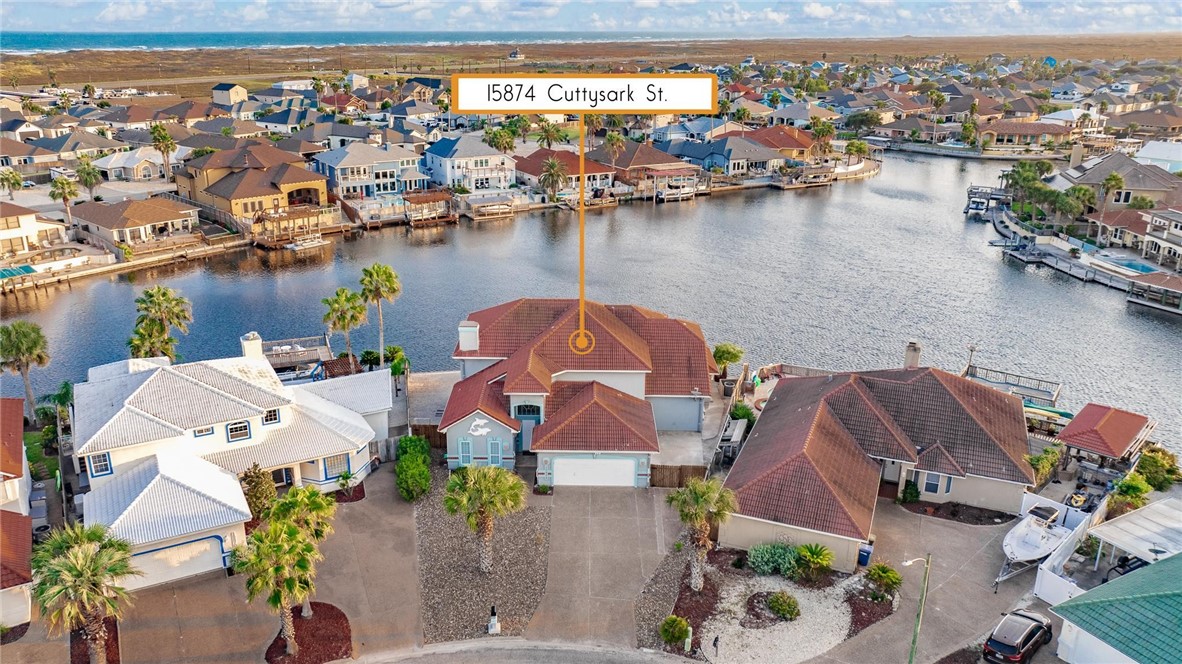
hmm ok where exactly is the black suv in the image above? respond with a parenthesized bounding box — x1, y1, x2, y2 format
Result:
(982, 610, 1053, 663)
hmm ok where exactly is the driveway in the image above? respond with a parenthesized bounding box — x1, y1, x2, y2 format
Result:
(525, 487, 682, 647)
(810, 499, 1039, 664)
(118, 466, 421, 663)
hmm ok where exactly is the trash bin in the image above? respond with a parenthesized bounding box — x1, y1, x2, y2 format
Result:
(858, 543, 874, 567)
(722, 379, 737, 397)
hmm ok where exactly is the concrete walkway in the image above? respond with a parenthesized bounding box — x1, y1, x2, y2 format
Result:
(525, 488, 681, 648)
(809, 499, 1035, 664)
(348, 637, 685, 663)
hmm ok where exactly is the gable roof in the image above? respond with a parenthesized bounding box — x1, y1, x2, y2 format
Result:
(313, 141, 412, 169)
(30, 130, 127, 154)
(1055, 403, 1150, 458)
(514, 147, 612, 178)
(0, 136, 54, 158)
(716, 125, 815, 152)
(585, 140, 684, 170)
(980, 121, 1072, 136)
(0, 398, 24, 479)
(0, 510, 32, 588)
(531, 382, 660, 453)
(426, 133, 503, 159)
(1063, 151, 1180, 192)
(204, 161, 326, 200)
(186, 142, 303, 171)
(1052, 552, 1182, 664)
(72, 197, 197, 231)
(85, 453, 251, 545)
(159, 100, 230, 122)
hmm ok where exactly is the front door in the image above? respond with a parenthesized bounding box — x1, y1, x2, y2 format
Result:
(271, 468, 291, 487)
(514, 405, 541, 452)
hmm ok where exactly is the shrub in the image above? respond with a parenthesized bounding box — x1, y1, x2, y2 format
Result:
(1115, 472, 1152, 499)
(866, 562, 903, 595)
(659, 615, 690, 646)
(748, 542, 798, 577)
(767, 591, 800, 620)
(1136, 447, 1179, 492)
(1106, 493, 1146, 519)
(1025, 444, 1063, 485)
(1075, 535, 1099, 558)
(395, 453, 431, 502)
(901, 480, 921, 504)
(796, 543, 834, 581)
(397, 435, 431, 460)
(730, 403, 756, 430)
(674, 541, 683, 552)
(241, 462, 277, 519)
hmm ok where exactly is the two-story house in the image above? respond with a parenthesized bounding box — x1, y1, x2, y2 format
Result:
(175, 143, 330, 221)
(1142, 208, 1182, 270)
(312, 142, 426, 198)
(0, 202, 69, 258)
(438, 299, 716, 488)
(657, 136, 786, 176)
(424, 134, 514, 191)
(1, 398, 33, 627)
(73, 332, 391, 589)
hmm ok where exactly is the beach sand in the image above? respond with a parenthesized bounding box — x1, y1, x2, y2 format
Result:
(3, 33, 1178, 100)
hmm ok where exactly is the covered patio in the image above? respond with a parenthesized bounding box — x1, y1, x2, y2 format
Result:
(1085, 497, 1182, 573)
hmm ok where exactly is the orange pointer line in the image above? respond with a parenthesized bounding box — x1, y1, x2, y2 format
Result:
(578, 113, 586, 337)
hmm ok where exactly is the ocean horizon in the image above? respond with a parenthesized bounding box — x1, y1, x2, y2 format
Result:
(0, 31, 731, 55)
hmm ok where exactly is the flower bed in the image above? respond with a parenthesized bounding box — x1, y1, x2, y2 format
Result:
(332, 481, 367, 504)
(667, 565, 722, 654)
(264, 602, 351, 664)
(901, 501, 1013, 525)
(635, 532, 690, 650)
(1, 622, 29, 645)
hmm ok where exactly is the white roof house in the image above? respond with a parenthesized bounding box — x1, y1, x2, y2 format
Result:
(75, 332, 391, 589)
(92, 145, 192, 180)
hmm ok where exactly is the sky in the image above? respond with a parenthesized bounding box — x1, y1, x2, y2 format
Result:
(1, 0, 1179, 36)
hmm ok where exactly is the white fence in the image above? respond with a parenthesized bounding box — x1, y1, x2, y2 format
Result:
(1031, 492, 1110, 606)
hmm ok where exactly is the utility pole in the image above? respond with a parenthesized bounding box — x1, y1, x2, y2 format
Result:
(907, 554, 932, 664)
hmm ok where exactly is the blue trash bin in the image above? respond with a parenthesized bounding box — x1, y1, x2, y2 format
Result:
(857, 543, 873, 566)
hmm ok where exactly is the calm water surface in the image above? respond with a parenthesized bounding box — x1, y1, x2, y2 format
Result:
(2, 155, 1179, 449)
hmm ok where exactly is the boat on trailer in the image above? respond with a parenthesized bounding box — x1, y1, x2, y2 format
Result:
(993, 505, 1072, 591)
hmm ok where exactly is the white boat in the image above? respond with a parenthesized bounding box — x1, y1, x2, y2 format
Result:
(284, 234, 330, 252)
(657, 185, 695, 202)
(994, 505, 1072, 589)
(963, 197, 988, 218)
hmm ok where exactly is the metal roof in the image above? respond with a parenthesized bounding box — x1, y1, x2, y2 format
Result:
(1088, 498, 1182, 563)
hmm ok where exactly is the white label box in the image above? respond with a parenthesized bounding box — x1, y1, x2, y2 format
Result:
(451, 74, 717, 114)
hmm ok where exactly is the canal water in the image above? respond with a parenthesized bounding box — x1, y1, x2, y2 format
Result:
(2, 154, 1179, 449)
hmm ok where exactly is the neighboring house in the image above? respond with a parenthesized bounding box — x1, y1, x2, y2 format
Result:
(116, 123, 194, 148)
(439, 298, 716, 487)
(191, 117, 267, 138)
(658, 136, 785, 176)
(159, 101, 233, 128)
(320, 93, 367, 115)
(312, 142, 426, 197)
(0, 138, 56, 168)
(1054, 403, 1154, 462)
(0, 202, 69, 257)
(1134, 140, 1182, 173)
(256, 108, 329, 135)
(343, 73, 369, 91)
(99, 104, 165, 131)
(1052, 551, 1181, 664)
(424, 134, 514, 191)
(1055, 151, 1181, 210)
(30, 131, 128, 161)
(979, 121, 1073, 146)
(513, 147, 614, 196)
(0, 110, 43, 142)
(769, 102, 839, 128)
(225, 100, 272, 122)
(92, 145, 192, 181)
(387, 100, 439, 124)
(1141, 208, 1182, 270)
(873, 116, 954, 143)
(1110, 104, 1182, 140)
(585, 140, 690, 183)
(175, 143, 329, 220)
(211, 83, 248, 107)
(33, 114, 82, 139)
(73, 332, 391, 589)
(1087, 208, 1154, 249)
(253, 87, 317, 105)
(0, 398, 31, 517)
(721, 363, 1034, 573)
(290, 122, 377, 149)
(714, 125, 816, 162)
(0, 509, 33, 626)
(1039, 108, 1107, 135)
(731, 97, 775, 122)
(652, 117, 745, 143)
(72, 197, 200, 251)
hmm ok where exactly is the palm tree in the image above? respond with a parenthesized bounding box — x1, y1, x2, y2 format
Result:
(845, 139, 869, 166)
(666, 477, 737, 592)
(1053, 192, 1084, 234)
(31, 524, 141, 664)
(1065, 184, 1096, 211)
(539, 156, 568, 203)
(768, 90, 783, 109)
(928, 91, 947, 118)
(0, 320, 50, 422)
(603, 131, 626, 169)
(322, 287, 367, 360)
(605, 114, 625, 132)
(443, 465, 527, 574)
(76, 157, 102, 201)
(134, 285, 192, 339)
(583, 113, 603, 148)
(1033, 159, 1054, 178)
(384, 345, 408, 376)
(232, 520, 320, 656)
(311, 77, 326, 107)
(127, 318, 175, 360)
(262, 486, 337, 618)
(150, 123, 177, 181)
(732, 106, 751, 132)
(1101, 172, 1125, 213)
(717, 98, 732, 119)
(537, 121, 562, 150)
(49, 176, 79, 228)
(39, 380, 74, 426)
(1, 168, 22, 200)
(359, 263, 401, 366)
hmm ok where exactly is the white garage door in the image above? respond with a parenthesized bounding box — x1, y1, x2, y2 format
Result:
(552, 457, 635, 487)
(126, 538, 225, 590)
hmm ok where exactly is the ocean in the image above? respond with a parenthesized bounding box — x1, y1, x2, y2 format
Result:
(0, 31, 718, 55)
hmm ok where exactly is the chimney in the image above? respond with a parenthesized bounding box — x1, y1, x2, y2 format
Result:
(1069, 142, 1084, 169)
(904, 340, 922, 370)
(240, 331, 264, 360)
(458, 321, 480, 352)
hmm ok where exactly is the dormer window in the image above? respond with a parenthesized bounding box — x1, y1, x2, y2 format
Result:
(194, 426, 214, 437)
(227, 420, 251, 442)
(263, 409, 280, 425)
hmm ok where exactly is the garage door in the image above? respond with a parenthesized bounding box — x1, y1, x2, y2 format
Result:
(552, 457, 635, 487)
(126, 537, 225, 590)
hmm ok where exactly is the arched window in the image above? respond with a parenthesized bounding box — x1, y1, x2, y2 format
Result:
(515, 404, 541, 418)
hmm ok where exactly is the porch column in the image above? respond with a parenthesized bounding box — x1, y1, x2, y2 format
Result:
(289, 463, 303, 487)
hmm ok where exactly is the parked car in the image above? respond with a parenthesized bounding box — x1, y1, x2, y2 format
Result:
(982, 610, 1053, 663)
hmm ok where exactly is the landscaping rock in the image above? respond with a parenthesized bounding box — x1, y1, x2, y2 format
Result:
(634, 532, 690, 650)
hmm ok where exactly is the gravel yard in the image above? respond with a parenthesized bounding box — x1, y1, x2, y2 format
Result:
(634, 535, 690, 650)
(699, 571, 859, 664)
(415, 464, 551, 643)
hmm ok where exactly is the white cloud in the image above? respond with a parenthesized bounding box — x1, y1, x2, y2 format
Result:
(802, 2, 835, 19)
(239, 0, 268, 23)
(96, 1, 149, 22)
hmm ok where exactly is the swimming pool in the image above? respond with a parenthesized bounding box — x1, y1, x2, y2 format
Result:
(1103, 257, 1159, 274)
(0, 265, 35, 280)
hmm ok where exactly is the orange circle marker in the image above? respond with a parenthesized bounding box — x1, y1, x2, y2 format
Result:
(568, 329, 595, 355)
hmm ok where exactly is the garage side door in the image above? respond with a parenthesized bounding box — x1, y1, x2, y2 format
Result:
(126, 538, 225, 590)
(552, 457, 635, 487)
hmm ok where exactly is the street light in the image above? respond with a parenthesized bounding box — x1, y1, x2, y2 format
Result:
(902, 554, 933, 664)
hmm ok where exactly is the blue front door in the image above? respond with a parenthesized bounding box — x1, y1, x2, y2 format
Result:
(514, 405, 541, 452)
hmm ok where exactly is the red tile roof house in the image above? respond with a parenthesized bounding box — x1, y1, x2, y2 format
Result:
(439, 299, 717, 487)
(1054, 403, 1155, 463)
(513, 148, 615, 199)
(1, 397, 33, 626)
(721, 367, 1036, 573)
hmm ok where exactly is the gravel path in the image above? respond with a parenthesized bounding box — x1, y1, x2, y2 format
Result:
(699, 572, 859, 664)
(634, 534, 690, 651)
(416, 465, 551, 643)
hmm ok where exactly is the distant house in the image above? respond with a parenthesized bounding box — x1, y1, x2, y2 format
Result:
(721, 363, 1034, 573)
(1037, 109, 1107, 136)
(424, 134, 514, 191)
(979, 121, 1073, 146)
(72, 197, 199, 251)
(714, 125, 816, 162)
(92, 145, 192, 181)
(175, 143, 330, 224)
(290, 121, 377, 149)
(158, 100, 232, 128)
(320, 93, 367, 116)
(732, 97, 776, 123)
(513, 148, 614, 197)
(1110, 104, 1182, 140)
(387, 100, 439, 124)
(658, 136, 785, 176)
(343, 73, 369, 91)
(211, 83, 248, 107)
(1134, 141, 1182, 173)
(652, 117, 745, 143)
(191, 117, 267, 138)
(0, 137, 56, 168)
(769, 102, 839, 128)
(873, 116, 953, 143)
(312, 142, 426, 198)
(0, 110, 43, 142)
(116, 123, 194, 149)
(667, 63, 701, 73)
(30, 130, 127, 161)
(585, 140, 690, 184)
(507, 48, 525, 61)
(256, 108, 328, 135)
(253, 88, 318, 106)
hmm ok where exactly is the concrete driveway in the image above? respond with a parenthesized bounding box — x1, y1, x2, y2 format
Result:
(119, 467, 421, 663)
(525, 488, 682, 648)
(811, 499, 1040, 664)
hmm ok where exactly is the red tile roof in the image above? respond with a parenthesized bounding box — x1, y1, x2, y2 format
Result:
(531, 382, 659, 452)
(0, 398, 24, 479)
(1056, 403, 1151, 458)
(716, 125, 816, 152)
(725, 368, 1034, 541)
(514, 148, 612, 178)
(1085, 209, 1153, 235)
(1130, 272, 1182, 293)
(981, 121, 1072, 136)
(0, 510, 32, 589)
(438, 363, 519, 432)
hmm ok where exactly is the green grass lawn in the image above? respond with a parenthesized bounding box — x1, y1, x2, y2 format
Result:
(23, 430, 58, 481)
(526, 128, 579, 142)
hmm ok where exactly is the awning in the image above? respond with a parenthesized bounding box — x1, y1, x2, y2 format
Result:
(645, 168, 698, 177)
(1088, 497, 1182, 563)
(400, 167, 428, 180)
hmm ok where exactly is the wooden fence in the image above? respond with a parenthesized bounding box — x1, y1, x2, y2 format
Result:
(411, 424, 447, 450)
(650, 464, 707, 488)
